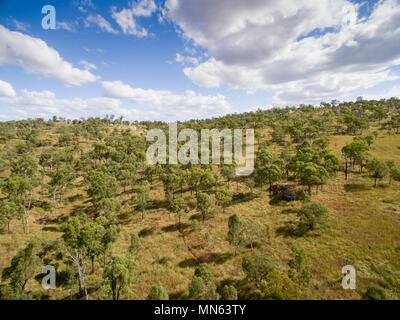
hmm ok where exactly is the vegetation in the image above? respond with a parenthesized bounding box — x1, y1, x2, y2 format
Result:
(0, 98, 400, 300)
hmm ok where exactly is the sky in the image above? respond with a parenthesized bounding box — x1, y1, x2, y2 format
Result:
(0, 0, 400, 122)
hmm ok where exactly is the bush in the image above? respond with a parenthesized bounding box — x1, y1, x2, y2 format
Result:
(242, 253, 273, 287)
(221, 285, 238, 300)
(362, 285, 388, 300)
(297, 202, 329, 233)
(147, 284, 169, 300)
(264, 271, 300, 300)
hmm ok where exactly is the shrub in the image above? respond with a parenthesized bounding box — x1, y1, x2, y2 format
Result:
(147, 284, 169, 300)
(362, 285, 388, 300)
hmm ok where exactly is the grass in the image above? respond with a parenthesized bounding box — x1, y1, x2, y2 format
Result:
(0, 123, 400, 300)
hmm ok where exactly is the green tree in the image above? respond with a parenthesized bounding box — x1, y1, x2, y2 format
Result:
(85, 170, 119, 208)
(0, 201, 21, 233)
(128, 233, 141, 256)
(147, 284, 169, 300)
(215, 189, 232, 212)
(245, 219, 260, 250)
(189, 276, 205, 300)
(227, 214, 243, 256)
(366, 158, 389, 186)
(169, 197, 185, 227)
(1, 242, 42, 298)
(221, 285, 238, 300)
(197, 193, 212, 222)
(137, 180, 151, 220)
(287, 245, 312, 286)
(242, 253, 273, 288)
(102, 255, 137, 300)
(297, 202, 329, 234)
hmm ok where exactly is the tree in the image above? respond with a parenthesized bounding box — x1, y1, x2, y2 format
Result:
(194, 263, 214, 285)
(47, 164, 75, 208)
(128, 233, 141, 256)
(147, 284, 169, 300)
(221, 285, 238, 300)
(169, 197, 185, 227)
(297, 202, 329, 234)
(245, 219, 260, 250)
(102, 255, 137, 300)
(197, 193, 212, 222)
(242, 253, 273, 288)
(215, 189, 232, 212)
(189, 276, 204, 300)
(386, 160, 400, 184)
(3, 174, 38, 234)
(60, 215, 89, 299)
(85, 170, 119, 208)
(137, 180, 151, 220)
(287, 245, 311, 286)
(366, 158, 389, 186)
(220, 164, 236, 186)
(295, 162, 329, 195)
(0, 201, 21, 233)
(81, 219, 106, 273)
(1, 242, 42, 298)
(227, 214, 243, 256)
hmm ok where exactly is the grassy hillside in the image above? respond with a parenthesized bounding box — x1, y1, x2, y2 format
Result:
(0, 99, 400, 300)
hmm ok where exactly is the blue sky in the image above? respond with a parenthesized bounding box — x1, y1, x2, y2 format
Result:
(0, 0, 399, 121)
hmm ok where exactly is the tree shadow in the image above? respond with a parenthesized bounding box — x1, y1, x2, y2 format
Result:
(161, 223, 191, 233)
(276, 221, 308, 237)
(138, 226, 157, 237)
(344, 184, 371, 192)
(148, 199, 169, 210)
(178, 258, 198, 268)
(169, 290, 187, 300)
(232, 192, 257, 205)
(198, 252, 233, 265)
(41, 226, 60, 232)
(281, 208, 297, 215)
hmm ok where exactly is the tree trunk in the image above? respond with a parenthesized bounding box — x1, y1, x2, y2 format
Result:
(91, 255, 95, 274)
(20, 280, 28, 299)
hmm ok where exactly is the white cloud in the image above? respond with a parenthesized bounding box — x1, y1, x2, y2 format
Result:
(85, 14, 119, 34)
(175, 53, 199, 66)
(11, 19, 30, 32)
(362, 85, 400, 101)
(166, 0, 400, 105)
(102, 80, 232, 120)
(79, 60, 97, 70)
(0, 25, 99, 86)
(111, 0, 157, 37)
(57, 21, 76, 32)
(0, 80, 16, 97)
(0, 87, 159, 121)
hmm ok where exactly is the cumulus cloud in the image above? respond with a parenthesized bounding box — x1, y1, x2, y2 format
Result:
(166, 0, 400, 105)
(0, 25, 99, 86)
(102, 80, 232, 120)
(0, 87, 160, 121)
(0, 79, 232, 122)
(0, 80, 16, 97)
(111, 0, 157, 37)
(85, 14, 119, 34)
